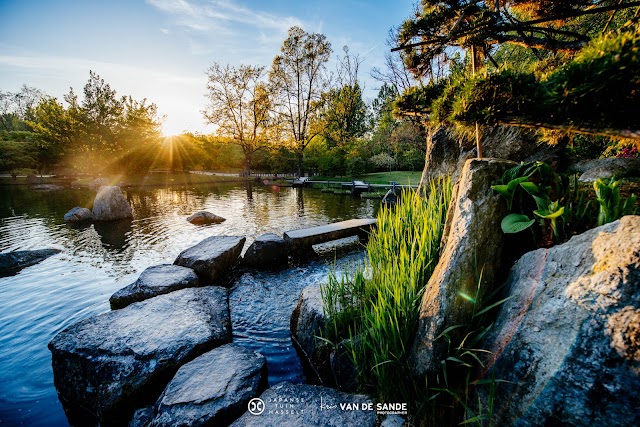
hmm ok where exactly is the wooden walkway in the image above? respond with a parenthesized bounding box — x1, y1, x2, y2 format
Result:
(284, 218, 377, 255)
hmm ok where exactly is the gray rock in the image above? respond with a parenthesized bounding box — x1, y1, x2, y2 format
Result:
(230, 382, 376, 427)
(312, 236, 361, 259)
(380, 414, 406, 427)
(0, 248, 61, 277)
(410, 158, 516, 377)
(290, 285, 332, 385)
(129, 407, 153, 427)
(110, 264, 200, 309)
(476, 216, 640, 427)
(64, 206, 93, 223)
(570, 157, 640, 182)
(174, 236, 245, 286)
(242, 233, 288, 270)
(150, 344, 267, 427)
(92, 185, 133, 221)
(186, 211, 226, 225)
(48, 286, 232, 425)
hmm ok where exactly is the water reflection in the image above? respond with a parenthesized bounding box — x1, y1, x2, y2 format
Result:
(0, 182, 378, 427)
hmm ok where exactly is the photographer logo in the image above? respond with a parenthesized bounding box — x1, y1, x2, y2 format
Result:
(248, 398, 265, 415)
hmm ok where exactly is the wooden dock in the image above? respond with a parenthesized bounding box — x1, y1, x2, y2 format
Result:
(284, 218, 377, 255)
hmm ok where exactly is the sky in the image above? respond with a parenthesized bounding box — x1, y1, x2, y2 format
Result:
(0, 0, 416, 136)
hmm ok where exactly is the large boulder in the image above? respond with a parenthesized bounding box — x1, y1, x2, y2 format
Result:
(64, 206, 93, 223)
(410, 158, 516, 377)
(242, 233, 288, 270)
(48, 286, 232, 425)
(0, 248, 61, 277)
(93, 177, 110, 189)
(149, 344, 268, 427)
(290, 285, 332, 385)
(186, 211, 226, 225)
(93, 185, 133, 221)
(110, 264, 200, 309)
(566, 157, 640, 182)
(174, 236, 245, 286)
(476, 216, 640, 426)
(230, 382, 376, 427)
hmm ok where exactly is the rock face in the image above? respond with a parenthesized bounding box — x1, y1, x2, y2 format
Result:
(290, 285, 332, 385)
(48, 286, 232, 425)
(186, 211, 226, 225)
(422, 127, 559, 183)
(109, 264, 200, 309)
(64, 206, 93, 223)
(174, 236, 245, 286)
(567, 157, 640, 182)
(150, 344, 268, 427)
(0, 249, 61, 277)
(230, 382, 376, 427)
(476, 216, 640, 427)
(92, 185, 133, 221)
(242, 233, 288, 270)
(410, 158, 516, 377)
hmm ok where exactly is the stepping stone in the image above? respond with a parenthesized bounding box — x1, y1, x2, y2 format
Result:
(174, 236, 245, 286)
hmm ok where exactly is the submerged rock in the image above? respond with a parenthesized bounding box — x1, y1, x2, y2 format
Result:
(0, 248, 61, 277)
(48, 286, 231, 425)
(64, 206, 93, 223)
(186, 211, 226, 225)
(243, 233, 288, 270)
(230, 382, 376, 427)
(410, 158, 516, 377)
(477, 216, 640, 426)
(174, 236, 245, 286)
(92, 185, 133, 221)
(110, 264, 200, 309)
(150, 344, 268, 427)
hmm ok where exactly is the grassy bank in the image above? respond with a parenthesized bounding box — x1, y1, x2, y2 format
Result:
(311, 171, 423, 185)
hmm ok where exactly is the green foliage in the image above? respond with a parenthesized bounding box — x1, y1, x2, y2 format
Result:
(493, 161, 598, 246)
(321, 178, 452, 404)
(594, 177, 638, 226)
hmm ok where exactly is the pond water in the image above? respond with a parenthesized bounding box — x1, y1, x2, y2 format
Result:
(0, 182, 378, 426)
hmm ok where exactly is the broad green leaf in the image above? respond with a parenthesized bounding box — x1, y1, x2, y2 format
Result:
(501, 213, 535, 233)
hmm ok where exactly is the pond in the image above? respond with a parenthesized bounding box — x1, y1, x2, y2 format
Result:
(0, 182, 378, 426)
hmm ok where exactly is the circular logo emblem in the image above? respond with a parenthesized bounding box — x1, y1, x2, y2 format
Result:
(248, 397, 265, 415)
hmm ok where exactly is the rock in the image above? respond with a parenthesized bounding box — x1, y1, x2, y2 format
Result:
(63, 206, 93, 223)
(110, 264, 200, 309)
(186, 211, 226, 225)
(242, 233, 288, 270)
(48, 286, 232, 425)
(230, 382, 376, 427)
(312, 236, 361, 260)
(410, 158, 516, 377)
(290, 285, 333, 385)
(476, 216, 640, 427)
(93, 177, 110, 189)
(174, 236, 245, 286)
(0, 249, 61, 277)
(567, 157, 640, 182)
(422, 127, 548, 183)
(149, 344, 267, 427)
(380, 414, 406, 427)
(129, 407, 154, 427)
(92, 185, 133, 221)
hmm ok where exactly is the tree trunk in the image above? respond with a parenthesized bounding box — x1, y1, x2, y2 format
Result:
(297, 151, 304, 177)
(243, 153, 252, 177)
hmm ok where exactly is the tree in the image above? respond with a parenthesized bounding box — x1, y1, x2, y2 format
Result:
(269, 26, 332, 176)
(204, 63, 272, 176)
(0, 85, 45, 131)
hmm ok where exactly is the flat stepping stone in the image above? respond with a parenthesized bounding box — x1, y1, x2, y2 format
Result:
(242, 233, 288, 270)
(284, 219, 376, 255)
(231, 382, 376, 427)
(49, 286, 231, 425)
(109, 264, 200, 309)
(0, 249, 61, 277)
(174, 236, 245, 286)
(149, 344, 267, 427)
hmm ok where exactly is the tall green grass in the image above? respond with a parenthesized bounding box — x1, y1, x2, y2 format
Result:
(321, 177, 452, 402)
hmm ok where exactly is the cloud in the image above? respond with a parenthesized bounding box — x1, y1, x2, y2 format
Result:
(147, 0, 309, 37)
